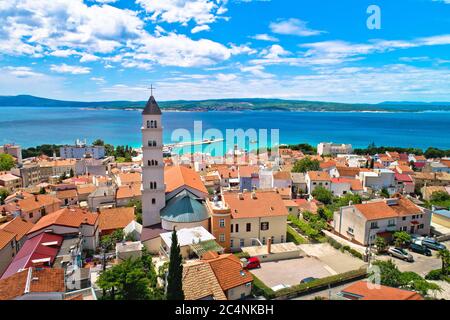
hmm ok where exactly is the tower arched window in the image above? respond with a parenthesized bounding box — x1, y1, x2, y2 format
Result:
(147, 120, 150, 128)
(154, 120, 157, 128)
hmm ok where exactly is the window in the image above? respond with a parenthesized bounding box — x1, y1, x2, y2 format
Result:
(239, 239, 244, 247)
(230, 239, 234, 248)
(246, 223, 251, 232)
(271, 236, 275, 243)
(281, 235, 284, 243)
(235, 224, 239, 233)
(388, 219, 395, 226)
(219, 234, 225, 242)
(347, 227, 354, 234)
(400, 226, 407, 232)
(230, 224, 234, 233)
(402, 217, 406, 221)
(29, 212, 33, 219)
(262, 237, 266, 244)
(418, 224, 424, 230)
(370, 221, 378, 229)
(219, 219, 225, 228)
(152, 198, 156, 204)
(261, 222, 269, 231)
(251, 239, 257, 246)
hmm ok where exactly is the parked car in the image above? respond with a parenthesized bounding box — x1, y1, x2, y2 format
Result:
(409, 243, 432, 256)
(421, 238, 446, 251)
(300, 277, 318, 284)
(388, 247, 414, 262)
(244, 257, 261, 270)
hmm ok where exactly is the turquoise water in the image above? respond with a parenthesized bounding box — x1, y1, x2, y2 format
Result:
(0, 107, 449, 153)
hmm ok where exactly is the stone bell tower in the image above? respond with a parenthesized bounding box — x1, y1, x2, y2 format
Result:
(141, 90, 165, 226)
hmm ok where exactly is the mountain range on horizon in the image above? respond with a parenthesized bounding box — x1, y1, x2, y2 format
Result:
(1, 94, 450, 112)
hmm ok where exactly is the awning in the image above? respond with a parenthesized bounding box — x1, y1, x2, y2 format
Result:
(190, 240, 224, 258)
(411, 221, 419, 225)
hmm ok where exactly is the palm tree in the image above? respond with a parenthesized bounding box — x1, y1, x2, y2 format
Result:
(437, 249, 450, 276)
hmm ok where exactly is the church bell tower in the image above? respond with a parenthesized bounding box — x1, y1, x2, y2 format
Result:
(141, 88, 165, 226)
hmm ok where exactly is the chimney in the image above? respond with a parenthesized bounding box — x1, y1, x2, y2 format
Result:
(251, 192, 257, 199)
(238, 193, 244, 200)
(34, 195, 38, 202)
(267, 238, 272, 254)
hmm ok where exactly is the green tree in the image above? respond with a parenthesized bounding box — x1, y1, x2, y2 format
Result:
(393, 231, 411, 248)
(127, 199, 142, 224)
(371, 260, 402, 287)
(92, 139, 105, 146)
(166, 229, 184, 300)
(317, 207, 333, 221)
(375, 236, 387, 253)
(291, 157, 320, 173)
(311, 186, 333, 205)
(430, 191, 450, 203)
(0, 154, 15, 171)
(380, 187, 390, 198)
(424, 147, 445, 159)
(39, 187, 46, 194)
(0, 189, 9, 205)
(437, 249, 450, 276)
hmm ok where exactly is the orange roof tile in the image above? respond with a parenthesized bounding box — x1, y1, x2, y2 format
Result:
(307, 171, 331, 181)
(238, 165, 259, 178)
(117, 172, 141, 185)
(223, 191, 288, 219)
(0, 229, 15, 250)
(165, 166, 208, 194)
(0, 217, 34, 241)
(55, 189, 78, 199)
(341, 281, 423, 300)
(0, 268, 65, 300)
(98, 207, 135, 232)
(183, 261, 227, 300)
(202, 253, 252, 291)
(14, 194, 61, 213)
(273, 171, 291, 180)
(116, 183, 141, 199)
(28, 207, 98, 234)
(354, 202, 398, 220)
(337, 167, 361, 178)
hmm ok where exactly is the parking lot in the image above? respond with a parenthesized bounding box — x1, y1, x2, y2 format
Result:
(251, 243, 366, 290)
(374, 240, 450, 276)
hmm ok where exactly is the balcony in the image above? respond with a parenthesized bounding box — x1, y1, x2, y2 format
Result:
(386, 224, 397, 232)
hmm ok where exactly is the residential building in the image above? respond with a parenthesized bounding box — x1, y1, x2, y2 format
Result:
(394, 173, 415, 194)
(338, 281, 423, 300)
(1, 233, 63, 279)
(305, 171, 331, 194)
(201, 252, 253, 300)
(208, 190, 288, 252)
(291, 172, 307, 196)
(0, 268, 65, 300)
(0, 194, 61, 223)
(59, 140, 105, 159)
(26, 207, 99, 250)
(11, 163, 40, 187)
(238, 165, 259, 192)
(421, 185, 448, 201)
(115, 183, 141, 206)
(0, 229, 16, 276)
(87, 186, 116, 211)
(333, 195, 430, 245)
(98, 207, 135, 236)
(0, 173, 22, 192)
(0, 217, 34, 252)
(182, 260, 227, 300)
(359, 169, 395, 193)
(317, 142, 353, 156)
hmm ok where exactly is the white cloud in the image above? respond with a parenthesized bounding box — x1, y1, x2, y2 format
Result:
(49, 49, 79, 58)
(250, 34, 279, 42)
(215, 73, 238, 82)
(80, 53, 100, 63)
(50, 64, 91, 74)
(191, 25, 210, 34)
(3, 66, 44, 78)
(269, 18, 324, 36)
(136, 0, 227, 25)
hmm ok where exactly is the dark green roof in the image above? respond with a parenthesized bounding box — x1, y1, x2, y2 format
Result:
(160, 190, 209, 223)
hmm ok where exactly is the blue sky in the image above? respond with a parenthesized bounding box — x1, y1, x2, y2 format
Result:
(1, 0, 450, 103)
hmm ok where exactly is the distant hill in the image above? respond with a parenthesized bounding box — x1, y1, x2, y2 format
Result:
(1, 94, 449, 112)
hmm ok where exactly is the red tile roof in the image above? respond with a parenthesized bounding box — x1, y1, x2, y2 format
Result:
(165, 166, 208, 194)
(341, 281, 423, 300)
(0, 217, 34, 241)
(223, 191, 288, 219)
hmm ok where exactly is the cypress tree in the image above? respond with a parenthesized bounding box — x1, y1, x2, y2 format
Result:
(166, 228, 184, 300)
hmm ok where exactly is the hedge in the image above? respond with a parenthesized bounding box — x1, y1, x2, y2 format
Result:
(425, 269, 450, 283)
(286, 225, 307, 244)
(274, 268, 368, 298)
(326, 236, 363, 260)
(251, 274, 276, 299)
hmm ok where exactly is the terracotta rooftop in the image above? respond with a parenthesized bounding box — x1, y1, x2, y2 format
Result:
(117, 172, 141, 185)
(273, 170, 292, 180)
(223, 191, 288, 219)
(341, 281, 423, 300)
(354, 196, 422, 220)
(202, 253, 252, 291)
(11, 194, 61, 213)
(55, 189, 78, 199)
(28, 207, 98, 234)
(238, 165, 259, 178)
(183, 261, 227, 300)
(337, 167, 361, 178)
(116, 183, 141, 199)
(0, 229, 15, 250)
(98, 207, 135, 232)
(0, 268, 65, 300)
(307, 171, 331, 181)
(0, 217, 34, 241)
(165, 165, 208, 194)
